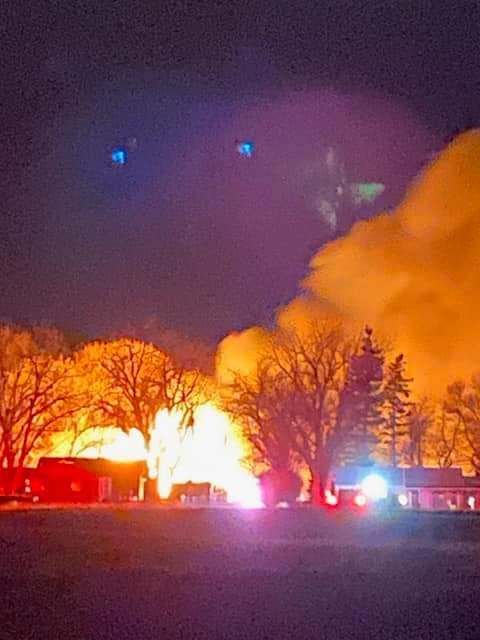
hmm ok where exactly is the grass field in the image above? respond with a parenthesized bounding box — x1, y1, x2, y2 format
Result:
(1, 507, 480, 639)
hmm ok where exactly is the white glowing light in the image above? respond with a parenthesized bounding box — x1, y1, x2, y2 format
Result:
(354, 493, 367, 507)
(361, 474, 388, 501)
(324, 490, 338, 507)
(468, 496, 476, 510)
(398, 493, 408, 507)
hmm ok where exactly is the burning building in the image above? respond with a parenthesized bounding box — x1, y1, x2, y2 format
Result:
(30, 403, 262, 507)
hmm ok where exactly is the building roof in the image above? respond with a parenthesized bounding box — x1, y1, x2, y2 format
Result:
(37, 457, 147, 479)
(333, 464, 470, 489)
(404, 467, 465, 488)
(462, 475, 480, 488)
(333, 464, 403, 487)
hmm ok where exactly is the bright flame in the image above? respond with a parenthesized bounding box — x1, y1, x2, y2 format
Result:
(92, 403, 262, 507)
(80, 427, 147, 461)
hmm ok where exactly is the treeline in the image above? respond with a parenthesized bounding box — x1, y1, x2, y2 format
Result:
(225, 323, 480, 500)
(0, 324, 210, 492)
(1, 321, 480, 496)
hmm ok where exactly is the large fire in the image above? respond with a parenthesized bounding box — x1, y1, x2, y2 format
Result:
(83, 403, 262, 508)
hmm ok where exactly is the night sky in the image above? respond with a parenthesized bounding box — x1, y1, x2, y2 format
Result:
(2, 1, 479, 343)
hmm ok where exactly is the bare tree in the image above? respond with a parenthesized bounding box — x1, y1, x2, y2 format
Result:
(0, 324, 84, 492)
(269, 324, 352, 499)
(403, 399, 433, 466)
(226, 360, 295, 473)
(226, 322, 352, 502)
(118, 317, 215, 372)
(79, 338, 206, 449)
(443, 378, 480, 471)
(0, 353, 82, 492)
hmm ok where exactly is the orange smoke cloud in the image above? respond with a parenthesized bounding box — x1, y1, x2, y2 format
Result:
(216, 326, 270, 385)
(218, 130, 480, 396)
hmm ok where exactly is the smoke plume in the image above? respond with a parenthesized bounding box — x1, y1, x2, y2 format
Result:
(218, 130, 480, 395)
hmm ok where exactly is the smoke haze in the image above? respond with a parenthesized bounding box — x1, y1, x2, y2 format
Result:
(218, 131, 480, 395)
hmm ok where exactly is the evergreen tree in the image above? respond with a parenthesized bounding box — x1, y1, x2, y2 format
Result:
(381, 354, 413, 466)
(337, 326, 385, 464)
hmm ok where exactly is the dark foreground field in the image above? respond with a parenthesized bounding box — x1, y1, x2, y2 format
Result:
(1, 507, 480, 640)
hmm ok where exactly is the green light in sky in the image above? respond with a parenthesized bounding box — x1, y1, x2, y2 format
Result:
(350, 182, 385, 205)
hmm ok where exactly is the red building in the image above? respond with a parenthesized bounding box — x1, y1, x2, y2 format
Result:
(20, 458, 147, 503)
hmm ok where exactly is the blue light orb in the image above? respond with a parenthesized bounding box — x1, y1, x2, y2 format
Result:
(111, 147, 127, 166)
(237, 140, 255, 158)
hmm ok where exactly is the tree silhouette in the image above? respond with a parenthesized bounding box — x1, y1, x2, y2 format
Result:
(380, 354, 413, 466)
(338, 326, 385, 464)
(226, 322, 352, 503)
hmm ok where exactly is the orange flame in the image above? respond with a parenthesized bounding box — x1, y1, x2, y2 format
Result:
(92, 403, 262, 507)
(82, 428, 147, 461)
